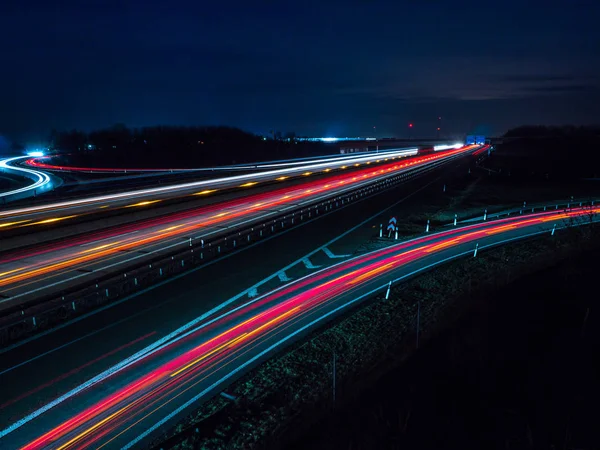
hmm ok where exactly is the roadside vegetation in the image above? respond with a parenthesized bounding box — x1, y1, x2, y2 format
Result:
(44, 125, 335, 168)
(295, 240, 600, 450)
(150, 136, 600, 449)
(151, 218, 599, 450)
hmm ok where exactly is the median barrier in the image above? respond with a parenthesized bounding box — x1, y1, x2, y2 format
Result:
(0, 155, 461, 346)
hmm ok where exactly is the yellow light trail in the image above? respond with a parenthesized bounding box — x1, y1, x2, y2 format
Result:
(349, 262, 396, 285)
(55, 401, 137, 450)
(425, 239, 461, 253)
(0, 268, 24, 278)
(0, 219, 31, 228)
(125, 200, 160, 208)
(193, 189, 216, 195)
(77, 241, 122, 255)
(159, 225, 183, 232)
(170, 334, 248, 378)
(24, 215, 78, 226)
(240, 182, 257, 187)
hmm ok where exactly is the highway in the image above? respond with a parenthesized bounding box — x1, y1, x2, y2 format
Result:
(0, 157, 52, 202)
(24, 146, 423, 173)
(0, 204, 596, 449)
(0, 146, 423, 225)
(0, 146, 474, 310)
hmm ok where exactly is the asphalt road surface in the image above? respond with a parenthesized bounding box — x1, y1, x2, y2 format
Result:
(0, 147, 474, 310)
(0, 146, 428, 224)
(1, 204, 596, 449)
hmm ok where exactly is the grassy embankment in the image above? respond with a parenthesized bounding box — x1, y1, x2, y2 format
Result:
(297, 238, 600, 450)
(150, 155, 600, 449)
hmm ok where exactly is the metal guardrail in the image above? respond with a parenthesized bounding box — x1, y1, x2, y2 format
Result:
(0, 154, 462, 346)
(456, 198, 599, 226)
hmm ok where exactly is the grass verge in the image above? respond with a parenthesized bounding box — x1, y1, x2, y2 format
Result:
(150, 220, 600, 450)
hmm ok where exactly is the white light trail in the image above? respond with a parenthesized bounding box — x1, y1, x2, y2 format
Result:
(0, 148, 420, 218)
(0, 157, 51, 199)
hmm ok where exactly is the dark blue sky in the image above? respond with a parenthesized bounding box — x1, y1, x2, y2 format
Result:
(1, 0, 599, 143)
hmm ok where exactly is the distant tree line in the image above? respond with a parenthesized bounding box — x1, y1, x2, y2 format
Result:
(499, 125, 600, 179)
(504, 125, 600, 138)
(47, 125, 328, 168)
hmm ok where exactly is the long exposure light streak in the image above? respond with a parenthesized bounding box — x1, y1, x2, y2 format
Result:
(0, 147, 477, 303)
(0, 157, 51, 199)
(2, 204, 597, 449)
(1, 147, 433, 221)
(25, 147, 421, 173)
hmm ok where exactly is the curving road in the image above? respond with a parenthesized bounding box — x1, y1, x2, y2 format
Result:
(24, 146, 422, 174)
(0, 147, 474, 310)
(0, 204, 596, 449)
(1, 147, 423, 224)
(0, 157, 53, 202)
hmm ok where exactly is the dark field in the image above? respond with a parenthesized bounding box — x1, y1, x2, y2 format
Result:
(296, 250, 600, 450)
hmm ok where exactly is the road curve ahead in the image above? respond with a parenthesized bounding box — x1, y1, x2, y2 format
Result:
(1, 146, 423, 224)
(0, 157, 52, 202)
(0, 146, 474, 310)
(24, 146, 421, 173)
(1, 204, 596, 449)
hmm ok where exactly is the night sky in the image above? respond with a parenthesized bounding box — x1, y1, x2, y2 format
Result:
(1, 0, 599, 144)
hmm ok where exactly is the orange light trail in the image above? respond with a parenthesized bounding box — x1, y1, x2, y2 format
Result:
(18, 198, 600, 449)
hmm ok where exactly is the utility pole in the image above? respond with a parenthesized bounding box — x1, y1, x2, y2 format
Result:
(437, 116, 442, 139)
(374, 126, 378, 153)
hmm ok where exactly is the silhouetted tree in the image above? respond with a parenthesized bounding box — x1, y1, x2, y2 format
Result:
(45, 125, 331, 167)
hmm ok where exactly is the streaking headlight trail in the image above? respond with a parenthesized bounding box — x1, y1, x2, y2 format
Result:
(1, 203, 597, 449)
(0, 157, 52, 201)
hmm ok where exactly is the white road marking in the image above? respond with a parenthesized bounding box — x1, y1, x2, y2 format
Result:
(277, 271, 292, 282)
(322, 247, 350, 258)
(302, 257, 321, 269)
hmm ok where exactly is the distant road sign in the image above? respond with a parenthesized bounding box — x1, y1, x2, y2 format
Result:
(466, 135, 486, 145)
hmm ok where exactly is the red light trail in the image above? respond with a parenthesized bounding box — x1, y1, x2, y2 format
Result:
(5, 204, 596, 449)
